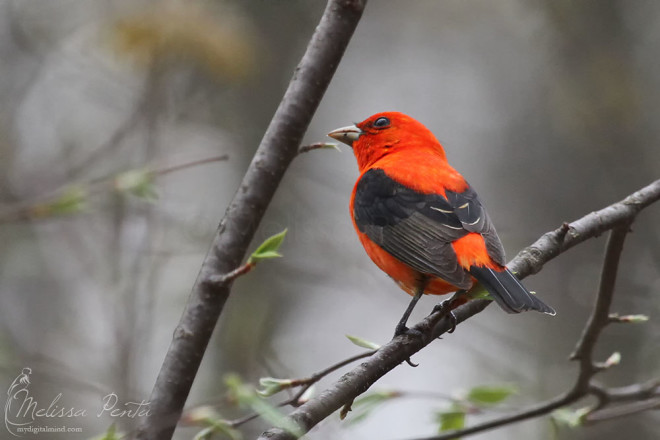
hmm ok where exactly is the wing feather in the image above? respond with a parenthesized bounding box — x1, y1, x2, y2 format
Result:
(353, 169, 505, 288)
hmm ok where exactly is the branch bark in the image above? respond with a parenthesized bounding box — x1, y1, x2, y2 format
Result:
(257, 178, 660, 440)
(136, 2, 368, 439)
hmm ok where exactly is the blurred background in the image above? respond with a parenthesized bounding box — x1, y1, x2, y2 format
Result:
(0, 0, 658, 439)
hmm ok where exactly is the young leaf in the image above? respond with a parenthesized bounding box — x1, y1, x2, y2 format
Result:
(248, 229, 287, 264)
(551, 407, 590, 428)
(257, 377, 293, 397)
(224, 374, 302, 437)
(193, 426, 215, 440)
(32, 186, 87, 218)
(114, 168, 158, 201)
(466, 285, 490, 300)
(206, 420, 243, 440)
(435, 409, 466, 432)
(466, 384, 517, 406)
(603, 351, 621, 368)
(345, 334, 381, 350)
(185, 406, 243, 440)
(609, 313, 649, 323)
(183, 405, 220, 425)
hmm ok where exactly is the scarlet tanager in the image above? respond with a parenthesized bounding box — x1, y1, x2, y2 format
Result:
(328, 112, 554, 336)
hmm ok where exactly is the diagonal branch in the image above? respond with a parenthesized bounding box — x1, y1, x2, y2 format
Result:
(409, 222, 632, 440)
(257, 178, 660, 440)
(135, 1, 368, 439)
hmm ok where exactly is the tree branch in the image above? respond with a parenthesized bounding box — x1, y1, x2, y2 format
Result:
(257, 178, 660, 440)
(0, 154, 229, 223)
(407, 222, 632, 440)
(135, 1, 368, 439)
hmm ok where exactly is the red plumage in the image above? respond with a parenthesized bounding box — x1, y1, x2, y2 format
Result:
(329, 112, 554, 321)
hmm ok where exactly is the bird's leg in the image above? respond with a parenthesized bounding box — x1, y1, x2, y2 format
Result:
(394, 277, 428, 338)
(394, 277, 429, 368)
(431, 290, 467, 334)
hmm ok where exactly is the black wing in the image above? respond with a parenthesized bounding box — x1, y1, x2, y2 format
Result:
(353, 168, 505, 289)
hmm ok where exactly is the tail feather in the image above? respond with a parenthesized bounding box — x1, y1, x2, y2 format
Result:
(469, 266, 556, 316)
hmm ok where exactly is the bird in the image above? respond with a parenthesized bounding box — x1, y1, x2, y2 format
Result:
(328, 112, 555, 337)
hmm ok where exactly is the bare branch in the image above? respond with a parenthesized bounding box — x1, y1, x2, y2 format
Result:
(135, 1, 368, 439)
(508, 179, 660, 278)
(257, 179, 660, 440)
(408, 223, 633, 440)
(585, 381, 660, 423)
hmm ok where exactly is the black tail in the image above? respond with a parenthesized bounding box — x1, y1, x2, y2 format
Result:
(469, 266, 555, 315)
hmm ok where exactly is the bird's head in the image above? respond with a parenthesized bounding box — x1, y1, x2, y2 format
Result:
(328, 112, 446, 171)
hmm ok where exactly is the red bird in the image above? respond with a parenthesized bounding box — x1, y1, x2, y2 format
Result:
(329, 112, 554, 336)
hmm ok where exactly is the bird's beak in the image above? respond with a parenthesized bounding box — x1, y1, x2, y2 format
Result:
(327, 125, 363, 147)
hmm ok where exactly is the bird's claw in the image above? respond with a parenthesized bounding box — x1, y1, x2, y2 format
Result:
(405, 357, 419, 367)
(447, 311, 458, 333)
(393, 325, 422, 367)
(431, 301, 448, 315)
(431, 301, 458, 333)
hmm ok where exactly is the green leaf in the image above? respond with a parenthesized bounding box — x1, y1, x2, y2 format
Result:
(345, 391, 398, 425)
(466, 384, 517, 406)
(114, 168, 158, 201)
(193, 426, 215, 440)
(224, 374, 302, 437)
(207, 421, 243, 440)
(248, 229, 287, 264)
(184, 405, 220, 424)
(551, 407, 590, 428)
(345, 334, 381, 350)
(33, 186, 87, 218)
(466, 285, 490, 300)
(435, 409, 466, 433)
(186, 406, 242, 440)
(256, 377, 293, 397)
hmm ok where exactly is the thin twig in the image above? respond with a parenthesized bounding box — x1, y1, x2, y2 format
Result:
(206, 262, 255, 286)
(0, 154, 230, 223)
(298, 142, 340, 154)
(154, 155, 229, 177)
(585, 381, 660, 423)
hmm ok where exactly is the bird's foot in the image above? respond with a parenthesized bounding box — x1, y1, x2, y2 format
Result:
(393, 324, 422, 367)
(431, 301, 458, 334)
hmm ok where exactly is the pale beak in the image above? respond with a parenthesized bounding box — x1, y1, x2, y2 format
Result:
(327, 125, 363, 147)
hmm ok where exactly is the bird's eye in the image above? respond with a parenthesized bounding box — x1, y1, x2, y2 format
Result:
(373, 117, 390, 128)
